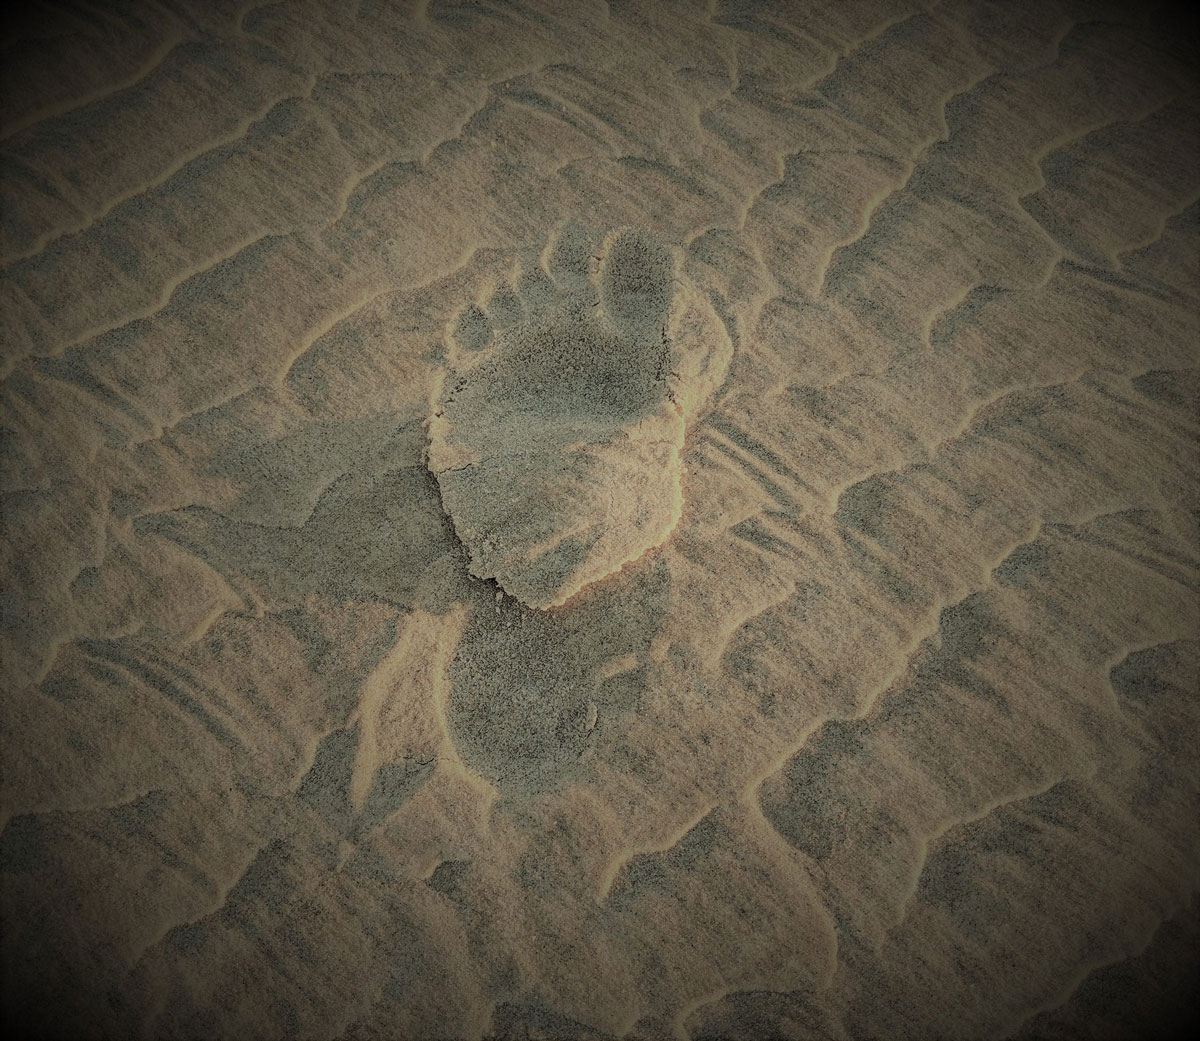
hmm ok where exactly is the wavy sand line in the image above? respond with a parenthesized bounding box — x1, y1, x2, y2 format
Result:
(0, 31, 185, 143)
(1, 78, 320, 267)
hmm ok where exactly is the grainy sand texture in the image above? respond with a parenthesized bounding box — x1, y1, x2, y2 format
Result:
(2, 1, 1198, 1038)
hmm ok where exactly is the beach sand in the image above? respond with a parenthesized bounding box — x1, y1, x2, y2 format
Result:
(2, 1, 1198, 1038)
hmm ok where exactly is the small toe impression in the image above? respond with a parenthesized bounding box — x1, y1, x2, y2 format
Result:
(452, 303, 492, 353)
(428, 225, 731, 609)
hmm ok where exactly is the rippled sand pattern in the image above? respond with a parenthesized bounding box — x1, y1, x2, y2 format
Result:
(2, 1, 1198, 1038)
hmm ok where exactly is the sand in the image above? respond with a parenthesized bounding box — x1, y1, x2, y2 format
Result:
(1, 1, 1197, 1038)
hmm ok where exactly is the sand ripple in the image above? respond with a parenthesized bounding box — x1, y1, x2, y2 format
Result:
(1, 1, 1197, 1038)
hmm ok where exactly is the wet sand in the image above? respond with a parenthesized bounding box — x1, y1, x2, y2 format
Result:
(2, 1, 1198, 1038)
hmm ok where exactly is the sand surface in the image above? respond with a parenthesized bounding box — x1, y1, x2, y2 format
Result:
(2, 1, 1198, 1038)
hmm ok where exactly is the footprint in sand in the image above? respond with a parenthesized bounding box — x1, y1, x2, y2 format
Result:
(427, 224, 731, 609)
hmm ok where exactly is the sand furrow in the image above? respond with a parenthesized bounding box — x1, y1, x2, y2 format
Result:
(44, 232, 275, 362)
(805, 10, 925, 95)
(1, 79, 320, 268)
(0, 31, 186, 144)
(815, 65, 1000, 299)
(596, 800, 719, 905)
(1016, 97, 1185, 235)
(744, 504, 1152, 812)
(887, 773, 1085, 945)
